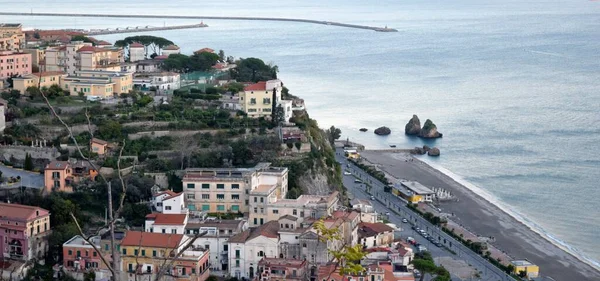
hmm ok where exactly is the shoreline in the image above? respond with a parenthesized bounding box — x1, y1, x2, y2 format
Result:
(359, 149, 600, 281)
(412, 156, 600, 272)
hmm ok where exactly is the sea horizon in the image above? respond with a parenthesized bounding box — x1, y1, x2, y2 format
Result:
(4, 0, 600, 273)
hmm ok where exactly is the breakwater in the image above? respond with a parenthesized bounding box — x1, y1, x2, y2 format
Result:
(85, 23, 208, 36)
(0, 12, 398, 32)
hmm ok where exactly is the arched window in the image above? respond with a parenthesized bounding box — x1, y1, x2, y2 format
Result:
(258, 251, 264, 257)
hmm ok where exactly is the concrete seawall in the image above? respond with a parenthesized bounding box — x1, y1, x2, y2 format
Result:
(85, 23, 208, 36)
(0, 12, 398, 32)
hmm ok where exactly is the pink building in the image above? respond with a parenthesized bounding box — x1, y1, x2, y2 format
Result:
(0, 203, 51, 261)
(0, 50, 32, 79)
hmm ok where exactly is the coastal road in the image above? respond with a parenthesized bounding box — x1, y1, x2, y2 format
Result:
(337, 149, 513, 281)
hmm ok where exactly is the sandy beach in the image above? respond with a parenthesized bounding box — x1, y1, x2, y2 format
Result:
(359, 150, 600, 281)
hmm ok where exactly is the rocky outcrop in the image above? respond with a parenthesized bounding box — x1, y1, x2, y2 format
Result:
(411, 147, 426, 155)
(405, 115, 421, 135)
(428, 147, 440, 156)
(359, 128, 368, 132)
(419, 119, 443, 138)
(423, 145, 431, 152)
(374, 126, 391, 136)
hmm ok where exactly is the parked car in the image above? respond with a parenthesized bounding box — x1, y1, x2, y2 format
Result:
(435, 242, 443, 247)
(418, 246, 428, 252)
(354, 179, 362, 183)
(370, 196, 375, 200)
(343, 171, 352, 175)
(402, 218, 409, 223)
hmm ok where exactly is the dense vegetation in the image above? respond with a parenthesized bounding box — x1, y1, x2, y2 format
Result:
(114, 35, 174, 57)
(161, 52, 220, 73)
(230, 57, 278, 82)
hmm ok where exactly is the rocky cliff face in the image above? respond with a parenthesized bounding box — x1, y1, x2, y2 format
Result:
(298, 167, 331, 195)
(405, 115, 421, 135)
(419, 119, 443, 138)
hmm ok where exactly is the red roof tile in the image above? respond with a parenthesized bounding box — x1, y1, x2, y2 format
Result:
(129, 42, 144, 48)
(194, 48, 214, 54)
(96, 40, 112, 46)
(121, 231, 183, 249)
(163, 192, 183, 201)
(163, 45, 180, 50)
(91, 138, 108, 145)
(358, 222, 394, 238)
(149, 214, 187, 225)
(244, 81, 267, 91)
(0, 203, 50, 221)
(229, 220, 279, 243)
(45, 161, 70, 170)
(154, 190, 178, 198)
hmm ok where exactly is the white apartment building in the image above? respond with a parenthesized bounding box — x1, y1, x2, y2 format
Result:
(128, 42, 145, 62)
(151, 191, 186, 214)
(227, 221, 279, 279)
(186, 219, 248, 273)
(133, 72, 181, 92)
(182, 163, 288, 215)
(248, 192, 339, 227)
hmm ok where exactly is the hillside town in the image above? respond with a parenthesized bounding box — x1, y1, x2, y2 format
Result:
(0, 23, 544, 281)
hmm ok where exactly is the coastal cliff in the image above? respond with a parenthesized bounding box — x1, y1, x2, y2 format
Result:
(405, 115, 421, 135)
(419, 119, 442, 138)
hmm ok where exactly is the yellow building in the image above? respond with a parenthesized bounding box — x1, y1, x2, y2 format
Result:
(182, 163, 288, 215)
(23, 48, 46, 71)
(44, 41, 123, 75)
(61, 70, 133, 97)
(240, 80, 282, 118)
(120, 231, 210, 281)
(12, 71, 67, 94)
(0, 23, 25, 51)
(391, 180, 435, 203)
(510, 260, 539, 279)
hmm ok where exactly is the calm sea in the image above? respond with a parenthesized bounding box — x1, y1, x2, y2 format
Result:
(5, 0, 600, 268)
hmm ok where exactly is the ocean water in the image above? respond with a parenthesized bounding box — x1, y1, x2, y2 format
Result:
(4, 0, 600, 269)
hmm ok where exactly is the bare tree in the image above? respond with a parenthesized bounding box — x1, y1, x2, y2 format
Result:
(174, 135, 198, 170)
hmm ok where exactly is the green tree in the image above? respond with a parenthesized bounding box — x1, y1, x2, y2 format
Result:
(71, 35, 96, 45)
(24, 153, 34, 171)
(412, 259, 438, 281)
(326, 125, 342, 146)
(229, 57, 278, 82)
(218, 50, 225, 61)
(114, 35, 174, 56)
(313, 218, 367, 275)
(97, 120, 123, 140)
(518, 270, 527, 278)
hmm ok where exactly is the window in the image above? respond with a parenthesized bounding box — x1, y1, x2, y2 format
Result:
(202, 184, 210, 189)
(253, 197, 257, 203)
(293, 209, 297, 216)
(217, 184, 225, 189)
(258, 251, 264, 257)
(68, 250, 72, 256)
(253, 218, 257, 225)
(217, 194, 225, 200)
(254, 207, 257, 213)
(205, 244, 210, 250)
(153, 250, 157, 257)
(260, 197, 264, 203)
(93, 251, 97, 257)
(202, 205, 210, 211)
(250, 98, 256, 104)
(245, 200, 249, 205)
(263, 98, 271, 104)
(236, 260, 240, 267)
(76, 251, 81, 257)
(134, 249, 139, 255)
(260, 218, 264, 225)
(165, 206, 172, 210)
(263, 108, 271, 112)
(217, 205, 225, 211)
(260, 208, 264, 213)
(231, 205, 239, 212)
(231, 194, 240, 200)
(171, 229, 177, 234)
(224, 244, 228, 251)
(202, 194, 210, 199)
(162, 229, 166, 233)
(273, 209, 279, 214)
(141, 250, 146, 256)
(187, 194, 195, 199)
(187, 183, 195, 189)
(232, 184, 240, 189)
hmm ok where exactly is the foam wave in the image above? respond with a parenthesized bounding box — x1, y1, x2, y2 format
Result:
(415, 157, 600, 272)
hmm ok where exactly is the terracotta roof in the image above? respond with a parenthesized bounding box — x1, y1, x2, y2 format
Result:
(154, 190, 178, 198)
(0, 203, 49, 221)
(129, 42, 144, 48)
(279, 215, 298, 221)
(163, 45, 180, 50)
(91, 138, 108, 145)
(32, 71, 66, 78)
(163, 192, 183, 201)
(332, 210, 359, 221)
(229, 220, 279, 243)
(146, 213, 187, 225)
(45, 161, 70, 170)
(121, 231, 183, 249)
(96, 40, 111, 46)
(194, 48, 214, 54)
(358, 222, 394, 238)
(244, 81, 267, 91)
(77, 46, 108, 53)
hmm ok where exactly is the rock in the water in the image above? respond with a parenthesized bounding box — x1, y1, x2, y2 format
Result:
(359, 128, 368, 132)
(423, 145, 431, 152)
(374, 126, 391, 136)
(411, 147, 426, 155)
(419, 119, 442, 138)
(428, 147, 440, 156)
(405, 114, 421, 135)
